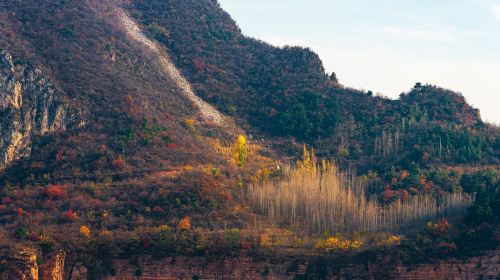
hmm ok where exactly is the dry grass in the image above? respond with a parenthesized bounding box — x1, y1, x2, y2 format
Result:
(246, 159, 472, 235)
(206, 137, 262, 163)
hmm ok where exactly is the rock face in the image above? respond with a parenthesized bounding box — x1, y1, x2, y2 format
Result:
(329, 251, 500, 280)
(1, 250, 66, 280)
(4, 250, 499, 279)
(101, 251, 500, 280)
(41, 252, 65, 280)
(0, 51, 75, 170)
(1, 248, 39, 280)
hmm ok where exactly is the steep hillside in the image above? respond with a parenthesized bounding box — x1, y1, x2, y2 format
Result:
(130, 0, 346, 139)
(0, 1, 250, 276)
(0, 0, 240, 180)
(128, 0, 483, 129)
(128, 0, 497, 169)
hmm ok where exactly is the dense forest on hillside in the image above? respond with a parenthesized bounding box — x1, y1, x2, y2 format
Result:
(130, 0, 498, 167)
(128, 0, 499, 226)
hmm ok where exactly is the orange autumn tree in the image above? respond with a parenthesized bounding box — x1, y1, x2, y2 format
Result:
(79, 225, 91, 239)
(177, 217, 191, 231)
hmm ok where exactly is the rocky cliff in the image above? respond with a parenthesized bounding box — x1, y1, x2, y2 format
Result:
(0, 51, 78, 170)
(0, 248, 65, 280)
(63, 250, 500, 279)
(0, 248, 38, 280)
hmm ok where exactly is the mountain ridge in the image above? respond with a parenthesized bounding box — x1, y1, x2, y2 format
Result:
(0, 0, 498, 279)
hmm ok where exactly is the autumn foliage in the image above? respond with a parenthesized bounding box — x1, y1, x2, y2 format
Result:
(314, 235, 364, 253)
(233, 135, 247, 167)
(247, 147, 473, 234)
(43, 184, 67, 200)
(0, 0, 497, 275)
(79, 225, 91, 238)
(177, 217, 191, 231)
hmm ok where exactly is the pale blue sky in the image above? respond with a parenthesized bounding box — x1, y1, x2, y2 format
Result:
(219, 0, 500, 123)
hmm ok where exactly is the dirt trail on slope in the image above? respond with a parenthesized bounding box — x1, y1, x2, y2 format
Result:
(116, 8, 227, 127)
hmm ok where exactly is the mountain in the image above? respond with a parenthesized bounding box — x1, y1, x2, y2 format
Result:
(129, 0, 496, 167)
(0, 0, 498, 279)
(0, 0, 240, 177)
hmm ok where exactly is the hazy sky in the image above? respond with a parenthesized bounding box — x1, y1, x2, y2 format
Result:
(219, 0, 500, 124)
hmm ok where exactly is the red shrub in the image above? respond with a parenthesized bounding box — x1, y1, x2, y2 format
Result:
(167, 143, 177, 150)
(62, 209, 77, 222)
(382, 188, 394, 202)
(112, 158, 125, 169)
(430, 219, 451, 236)
(17, 208, 24, 217)
(56, 150, 65, 162)
(2, 197, 12, 204)
(422, 152, 430, 161)
(220, 192, 233, 201)
(44, 185, 67, 200)
(398, 190, 409, 200)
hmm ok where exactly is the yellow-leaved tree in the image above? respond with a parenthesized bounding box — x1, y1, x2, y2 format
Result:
(297, 144, 317, 175)
(233, 135, 248, 167)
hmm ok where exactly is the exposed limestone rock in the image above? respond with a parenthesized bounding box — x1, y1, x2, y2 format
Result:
(42, 251, 66, 280)
(26, 254, 38, 280)
(96, 251, 500, 280)
(101, 251, 500, 280)
(116, 8, 229, 127)
(1, 248, 39, 280)
(12, 82, 22, 109)
(52, 252, 65, 280)
(0, 51, 76, 170)
(1, 249, 67, 280)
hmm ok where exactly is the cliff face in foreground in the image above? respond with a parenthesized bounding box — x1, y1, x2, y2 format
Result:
(0, 51, 79, 170)
(101, 251, 500, 280)
(3, 250, 499, 280)
(1, 248, 64, 280)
